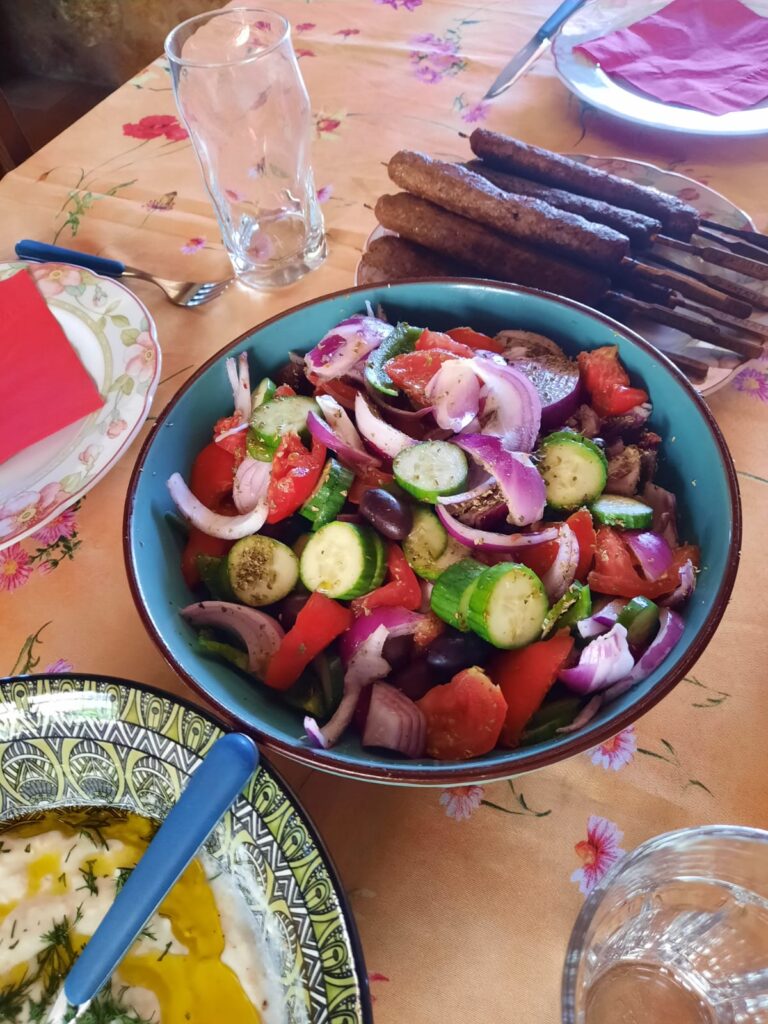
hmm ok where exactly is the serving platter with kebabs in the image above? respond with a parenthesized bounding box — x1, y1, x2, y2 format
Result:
(358, 129, 768, 394)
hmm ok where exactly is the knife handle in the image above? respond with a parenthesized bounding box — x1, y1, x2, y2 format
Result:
(15, 239, 126, 278)
(539, 0, 586, 38)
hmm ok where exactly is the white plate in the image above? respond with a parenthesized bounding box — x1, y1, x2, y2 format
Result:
(357, 158, 761, 396)
(0, 263, 161, 551)
(553, 0, 768, 136)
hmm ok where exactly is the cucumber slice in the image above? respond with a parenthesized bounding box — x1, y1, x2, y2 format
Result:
(538, 431, 608, 510)
(196, 629, 249, 673)
(467, 563, 549, 649)
(394, 441, 469, 502)
(196, 553, 236, 602)
(246, 429, 275, 462)
(403, 508, 466, 580)
(300, 459, 354, 531)
(299, 522, 385, 599)
(431, 559, 486, 632)
(250, 396, 320, 451)
(252, 377, 277, 410)
(617, 596, 659, 648)
(591, 494, 654, 529)
(365, 322, 423, 396)
(227, 535, 299, 607)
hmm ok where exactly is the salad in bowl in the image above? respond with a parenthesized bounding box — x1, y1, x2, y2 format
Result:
(163, 306, 700, 764)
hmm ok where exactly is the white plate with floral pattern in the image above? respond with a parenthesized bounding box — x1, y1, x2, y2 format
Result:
(0, 263, 161, 551)
(553, 0, 768, 136)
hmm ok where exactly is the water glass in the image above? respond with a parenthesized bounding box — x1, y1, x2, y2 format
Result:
(562, 826, 768, 1024)
(165, 8, 326, 289)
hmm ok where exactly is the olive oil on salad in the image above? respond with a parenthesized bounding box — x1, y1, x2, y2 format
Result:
(0, 810, 273, 1023)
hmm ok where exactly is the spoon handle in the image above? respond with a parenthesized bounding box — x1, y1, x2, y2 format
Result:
(65, 732, 259, 1008)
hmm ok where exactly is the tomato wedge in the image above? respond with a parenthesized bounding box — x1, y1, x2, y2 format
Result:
(516, 510, 595, 581)
(487, 631, 575, 748)
(588, 527, 699, 599)
(417, 667, 507, 760)
(190, 442, 237, 510)
(265, 593, 352, 690)
(384, 349, 458, 407)
(351, 543, 421, 616)
(578, 346, 649, 418)
(348, 464, 395, 504)
(313, 376, 359, 410)
(447, 326, 504, 353)
(266, 434, 326, 524)
(415, 329, 474, 358)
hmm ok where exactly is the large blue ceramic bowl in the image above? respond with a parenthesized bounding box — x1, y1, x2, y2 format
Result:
(124, 281, 740, 786)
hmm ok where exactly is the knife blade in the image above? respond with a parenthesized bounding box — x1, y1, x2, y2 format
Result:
(484, 0, 588, 100)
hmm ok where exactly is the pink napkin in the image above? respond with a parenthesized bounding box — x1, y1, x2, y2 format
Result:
(575, 0, 768, 116)
(0, 270, 104, 464)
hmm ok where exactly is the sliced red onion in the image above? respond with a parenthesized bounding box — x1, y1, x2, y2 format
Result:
(456, 435, 546, 527)
(307, 411, 381, 471)
(233, 457, 271, 514)
(355, 393, 416, 459)
(470, 357, 541, 452)
(316, 394, 367, 452)
(425, 358, 480, 432)
(558, 623, 635, 695)
(305, 624, 390, 749)
(642, 482, 679, 548)
(365, 383, 435, 437)
(168, 473, 267, 539)
(180, 601, 283, 680)
(625, 531, 674, 582)
(225, 353, 251, 421)
(362, 682, 426, 758)
(339, 606, 424, 666)
(603, 608, 685, 702)
(436, 504, 558, 553)
(305, 316, 394, 380)
(555, 694, 603, 734)
(660, 560, 697, 608)
(576, 599, 624, 640)
(541, 524, 579, 603)
(438, 477, 507, 530)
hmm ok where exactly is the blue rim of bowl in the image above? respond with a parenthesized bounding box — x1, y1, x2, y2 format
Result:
(123, 278, 742, 785)
(0, 670, 373, 1023)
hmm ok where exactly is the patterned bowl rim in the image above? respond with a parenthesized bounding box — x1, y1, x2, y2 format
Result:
(0, 671, 374, 1024)
(123, 278, 742, 786)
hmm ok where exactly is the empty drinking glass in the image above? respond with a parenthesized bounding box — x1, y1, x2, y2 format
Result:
(562, 826, 768, 1024)
(165, 8, 326, 289)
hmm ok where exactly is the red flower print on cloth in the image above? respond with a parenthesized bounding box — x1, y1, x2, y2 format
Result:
(295, 22, 315, 32)
(45, 658, 74, 673)
(122, 114, 188, 141)
(336, 29, 360, 37)
(440, 785, 484, 820)
(181, 236, 206, 254)
(317, 184, 333, 203)
(33, 508, 77, 547)
(572, 816, 625, 895)
(296, 48, 316, 58)
(315, 114, 342, 135)
(590, 725, 637, 771)
(733, 366, 768, 401)
(0, 544, 33, 592)
(410, 33, 466, 84)
(368, 973, 390, 1003)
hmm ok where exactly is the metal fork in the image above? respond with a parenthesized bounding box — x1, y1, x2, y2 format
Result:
(15, 239, 233, 308)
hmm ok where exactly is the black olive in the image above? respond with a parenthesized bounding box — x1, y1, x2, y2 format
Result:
(425, 630, 492, 681)
(389, 658, 434, 701)
(359, 488, 413, 541)
(382, 633, 415, 672)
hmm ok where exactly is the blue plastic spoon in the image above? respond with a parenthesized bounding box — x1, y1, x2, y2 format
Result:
(54, 732, 259, 1018)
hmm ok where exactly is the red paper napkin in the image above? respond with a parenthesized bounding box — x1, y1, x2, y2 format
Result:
(0, 269, 104, 464)
(575, 0, 768, 116)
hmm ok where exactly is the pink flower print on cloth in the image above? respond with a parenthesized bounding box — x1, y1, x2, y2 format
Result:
(571, 816, 625, 895)
(590, 726, 637, 771)
(440, 785, 484, 821)
(0, 544, 33, 592)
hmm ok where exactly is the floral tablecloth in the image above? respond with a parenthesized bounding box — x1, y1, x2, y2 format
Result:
(2, 2, 768, 1020)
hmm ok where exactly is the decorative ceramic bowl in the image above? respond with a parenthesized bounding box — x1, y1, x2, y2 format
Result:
(124, 280, 741, 786)
(0, 673, 371, 1022)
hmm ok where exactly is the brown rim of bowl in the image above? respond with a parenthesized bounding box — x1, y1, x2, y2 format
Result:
(123, 278, 742, 786)
(0, 671, 374, 1024)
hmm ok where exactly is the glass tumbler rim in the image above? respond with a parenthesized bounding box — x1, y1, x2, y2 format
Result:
(561, 824, 768, 1023)
(164, 7, 290, 70)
